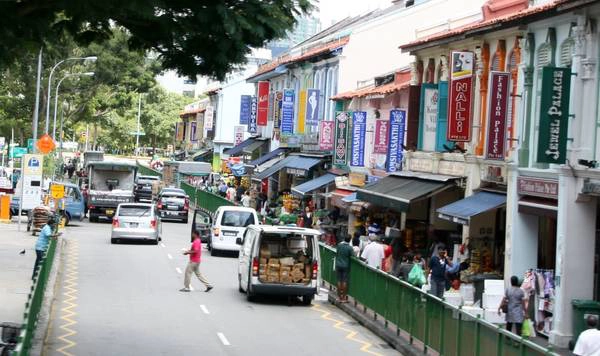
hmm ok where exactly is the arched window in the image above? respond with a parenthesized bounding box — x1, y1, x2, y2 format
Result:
(324, 67, 334, 120)
(559, 37, 574, 67)
(491, 53, 501, 71)
(329, 66, 339, 121)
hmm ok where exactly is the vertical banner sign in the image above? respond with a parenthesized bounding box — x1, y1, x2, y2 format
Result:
(333, 112, 350, 165)
(319, 121, 334, 150)
(485, 71, 510, 160)
(447, 51, 474, 141)
(273, 91, 283, 129)
(21, 154, 44, 210)
(387, 110, 406, 172)
(240, 95, 251, 125)
(373, 119, 389, 153)
(234, 125, 245, 146)
(257, 81, 270, 126)
(423, 86, 439, 151)
(248, 96, 258, 134)
(204, 105, 214, 131)
(305, 89, 320, 126)
(281, 89, 295, 134)
(350, 111, 366, 166)
(537, 67, 571, 164)
(297, 90, 307, 134)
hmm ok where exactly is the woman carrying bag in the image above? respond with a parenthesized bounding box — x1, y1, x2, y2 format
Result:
(498, 275, 527, 335)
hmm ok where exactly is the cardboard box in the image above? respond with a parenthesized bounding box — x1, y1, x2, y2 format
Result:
(460, 284, 475, 302)
(280, 276, 293, 284)
(280, 269, 291, 277)
(484, 309, 505, 324)
(279, 257, 294, 266)
(268, 258, 280, 265)
(293, 263, 304, 270)
(260, 258, 268, 265)
(482, 294, 504, 309)
(267, 275, 280, 283)
(484, 280, 505, 294)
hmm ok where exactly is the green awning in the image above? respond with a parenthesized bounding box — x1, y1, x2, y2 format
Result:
(356, 176, 450, 211)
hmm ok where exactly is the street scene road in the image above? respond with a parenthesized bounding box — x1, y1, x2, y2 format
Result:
(42, 218, 398, 356)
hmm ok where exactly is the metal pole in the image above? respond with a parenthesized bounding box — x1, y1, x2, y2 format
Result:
(32, 48, 43, 152)
(85, 124, 89, 151)
(52, 76, 68, 140)
(59, 100, 64, 161)
(136, 93, 142, 156)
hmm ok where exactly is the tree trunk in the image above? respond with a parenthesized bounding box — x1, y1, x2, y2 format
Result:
(92, 123, 98, 151)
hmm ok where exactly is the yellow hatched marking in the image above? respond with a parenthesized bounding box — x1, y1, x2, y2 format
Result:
(55, 241, 79, 356)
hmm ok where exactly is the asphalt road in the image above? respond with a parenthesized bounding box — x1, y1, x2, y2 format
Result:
(43, 218, 400, 356)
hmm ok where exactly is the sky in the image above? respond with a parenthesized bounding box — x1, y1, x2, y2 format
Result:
(317, 0, 393, 28)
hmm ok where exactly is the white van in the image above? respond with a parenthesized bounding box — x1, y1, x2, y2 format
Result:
(237, 225, 321, 305)
(209, 206, 258, 256)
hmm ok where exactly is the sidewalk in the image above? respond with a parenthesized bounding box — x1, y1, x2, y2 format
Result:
(0, 216, 40, 324)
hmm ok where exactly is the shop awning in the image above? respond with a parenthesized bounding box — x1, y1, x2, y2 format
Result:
(342, 192, 358, 203)
(292, 174, 336, 196)
(190, 149, 213, 162)
(243, 140, 267, 154)
(252, 155, 321, 182)
(247, 148, 288, 167)
(224, 137, 258, 156)
(518, 196, 557, 218)
(356, 176, 451, 211)
(437, 192, 506, 225)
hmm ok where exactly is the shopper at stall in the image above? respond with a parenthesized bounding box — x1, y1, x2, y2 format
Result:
(396, 253, 414, 281)
(574, 315, 600, 356)
(335, 236, 355, 303)
(429, 245, 450, 298)
(361, 235, 385, 269)
(240, 191, 251, 207)
(498, 275, 527, 336)
(300, 206, 313, 228)
(218, 181, 228, 197)
(367, 219, 381, 236)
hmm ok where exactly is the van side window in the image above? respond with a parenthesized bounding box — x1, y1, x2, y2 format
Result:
(243, 229, 255, 256)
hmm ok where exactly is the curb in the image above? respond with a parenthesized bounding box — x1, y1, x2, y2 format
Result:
(327, 293, 422, 356)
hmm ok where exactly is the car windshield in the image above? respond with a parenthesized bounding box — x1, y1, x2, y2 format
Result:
(119, 206, 151, 217)
(221, 211, 255, 227)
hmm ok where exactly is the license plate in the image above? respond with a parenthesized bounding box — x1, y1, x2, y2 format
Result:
(106, 209, 114, 216)
(167, 205, 178, 210)
(223, 231, 237, 236)
(129, 222, 138, 228)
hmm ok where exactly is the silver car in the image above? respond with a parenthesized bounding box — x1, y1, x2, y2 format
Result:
(110, 203, 161, 245)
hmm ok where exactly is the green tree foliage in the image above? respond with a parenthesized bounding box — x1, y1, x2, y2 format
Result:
(0, 0, 313, 80)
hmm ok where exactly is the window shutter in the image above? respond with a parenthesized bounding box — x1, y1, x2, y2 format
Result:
(491, 54, 500, 71)
(537, 44, 551, 67)
(435, 81, 450, 152)
(406, 85, 421, 150)
(508, 51, 517, 72)
(560, 38, 574, 67)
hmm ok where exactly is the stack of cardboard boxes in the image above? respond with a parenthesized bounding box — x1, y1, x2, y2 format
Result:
(258, 255, 310, 284)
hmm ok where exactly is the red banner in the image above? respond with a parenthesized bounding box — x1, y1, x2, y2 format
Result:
(373, 119, 389, 153)
(257, 81, 270, 126)
(319, 120, 334, 150)
(447, 51, 474, 142)
(486, 72, 510, 160)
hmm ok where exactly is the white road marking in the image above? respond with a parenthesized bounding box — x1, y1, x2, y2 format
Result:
(217, 332, 230, 346)
(176, 267, 182, 274)
(160, 243, 166, 248)
(200, 305, 210, 314)
(167, 253, 173, 260)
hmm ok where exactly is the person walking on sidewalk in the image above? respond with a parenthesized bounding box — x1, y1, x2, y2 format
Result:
(32, 216, 57, 279)
(180, 231, 213, 292)
(335, 236, 354, 303)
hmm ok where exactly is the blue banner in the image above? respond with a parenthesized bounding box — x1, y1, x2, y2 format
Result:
(281, 89, 295, 134)
(387, 109, 406, 172)
(305, 89, 320, 126)
(350, 111, 366, 167)
(248, 96, 257, 134)
(240, 95, 251, 124)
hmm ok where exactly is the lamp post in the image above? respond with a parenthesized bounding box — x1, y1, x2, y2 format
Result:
(45, 56, 97, 134)
(52, 72, 95, 141)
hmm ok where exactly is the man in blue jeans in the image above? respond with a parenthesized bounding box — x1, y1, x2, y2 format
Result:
(429, 245, 451, 298)
(32, 216, 56, 279)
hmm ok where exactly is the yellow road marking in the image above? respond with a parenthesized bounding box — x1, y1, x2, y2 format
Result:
(55, 241, 79, 356)
(312, 303, 383, 356)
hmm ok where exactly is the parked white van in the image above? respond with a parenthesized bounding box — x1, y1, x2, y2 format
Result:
(208, 206, 258, 256)
(237, 225, 321, 305)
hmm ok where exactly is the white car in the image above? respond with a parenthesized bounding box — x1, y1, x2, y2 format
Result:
(110, 203, 161, 244)
(208, 206, 258, 256)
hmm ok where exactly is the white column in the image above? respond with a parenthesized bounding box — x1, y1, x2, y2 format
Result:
(550, 172, 597, 347)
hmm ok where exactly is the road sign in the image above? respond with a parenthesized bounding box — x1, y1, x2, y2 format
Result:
(36, 134, 56, 154)
(10, 147, 27, 159)
(50, 184, 65, 199)
(27, 138, 33, 153)
(21, 154, 44, 210)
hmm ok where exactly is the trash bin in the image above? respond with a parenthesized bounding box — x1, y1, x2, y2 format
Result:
(571, 299, 600, 347)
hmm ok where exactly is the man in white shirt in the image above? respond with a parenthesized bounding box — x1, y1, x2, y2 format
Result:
(361, 236, 385, 269)
(574, 315, 600, 356)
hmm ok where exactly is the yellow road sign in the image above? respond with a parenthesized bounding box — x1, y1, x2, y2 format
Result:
(50, 184, 65, 199)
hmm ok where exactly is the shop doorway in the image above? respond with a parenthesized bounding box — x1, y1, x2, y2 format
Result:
(538, 216, 557, 270)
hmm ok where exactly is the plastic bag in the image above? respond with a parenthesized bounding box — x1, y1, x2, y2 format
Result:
(522, 318, 532, 338)
(408, 264, 426, 287)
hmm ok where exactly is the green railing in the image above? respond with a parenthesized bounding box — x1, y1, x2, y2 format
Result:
(11, 238, 58, 356)
(319, 243, 556, 356)
(180, 182, 234, 215)
(136, 161, 163, 178)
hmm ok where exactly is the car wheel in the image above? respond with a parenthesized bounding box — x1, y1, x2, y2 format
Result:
(246, 284, 255, 302)
(152, 239, 159, 245)
(238, 274, 245, 293)
(111, 238, 117, 244)
(302, 295, 314, 306)
(183, 217, 188, 224)
(62, 213, 70, 226)
(210, 248, 218, 257)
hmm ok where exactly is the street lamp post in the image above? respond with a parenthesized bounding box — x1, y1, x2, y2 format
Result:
(45, 56, 97, 134)
(52, 72, 95, 141)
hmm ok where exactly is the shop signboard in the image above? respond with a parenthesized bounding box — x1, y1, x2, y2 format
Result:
(350, 111, 366, 167)
(234, 125, 245, 146)
(297, 90, 307, 134)
(387, 109, 406, 172)
(447, 51, 474, 142)
(305, 89, 320, 127)
(257, 81, 270, 126)
(582, 179, 600, 196)
(204, 105, 214, 131)
(373, 119, 389, 154)
(517, 176, 558, 199)
(21, 154, 44, 210)
(333, 112, 350, 165)
(240, 95, 251, 125)
(422, 86, 439, 151)
(537, 66, 571, 164)
(273, 91, 283, 129)
(281, 89, 295, 134)
(248, 96, 258, 134)
(319, 120, 334, 151)
(485, 71, 510, 160)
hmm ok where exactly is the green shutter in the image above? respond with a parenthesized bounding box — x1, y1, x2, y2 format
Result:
(436, 81, 450, 151)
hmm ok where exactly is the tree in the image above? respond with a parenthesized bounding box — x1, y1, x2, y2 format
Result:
(0, 0, 313, 80)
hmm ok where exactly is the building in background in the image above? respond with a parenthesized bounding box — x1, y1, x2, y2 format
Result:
(268, 14, 322, 57)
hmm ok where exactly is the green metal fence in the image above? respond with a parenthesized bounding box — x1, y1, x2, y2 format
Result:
(180, 182, 234, 215)
(11, 238, 58, 356)
(136, 161, 163, 178)
(319, 243, 556, 356)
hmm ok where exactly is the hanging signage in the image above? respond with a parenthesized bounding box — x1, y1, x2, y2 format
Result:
(319, 121, 334, 151)
(387, 109, 406, 172)
(333, 112, 350, 165)
(257, 81, 270, 126)
(422, 86, 439, 151)
(204, 105, 214, 131)
(447, 51, 474, 142)
(240, 95, 251, 125)
(234, 125, 245, 146)
(281, 89, 295, 134)
(297, 90, 307, 134)
(485, 71, 510, 160)
(373, 119, 389, 154)
(273, 91, 283, 129)
(306, 89, 320, 127)
(537, 67, 571, 164)
(21, 154, 44, 210)
(350, 111, 366, 166)
(248, 96, 258, 134)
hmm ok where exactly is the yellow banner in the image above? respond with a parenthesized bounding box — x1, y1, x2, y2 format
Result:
(297, 90, 307, 134)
